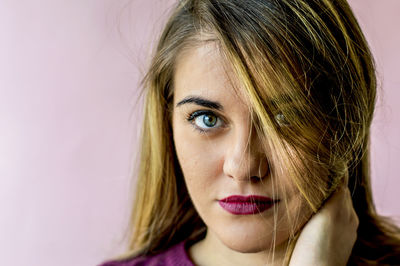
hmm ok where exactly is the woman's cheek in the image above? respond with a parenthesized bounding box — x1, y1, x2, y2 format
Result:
(176, 128, 219, 165)
(180, 148, 220, 187)
(177, 139, 222, 192)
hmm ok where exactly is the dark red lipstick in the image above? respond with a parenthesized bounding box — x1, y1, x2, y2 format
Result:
(218, 195, 279, 215)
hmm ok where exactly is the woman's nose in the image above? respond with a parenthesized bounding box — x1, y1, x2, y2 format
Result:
(222, 126, 269, 182)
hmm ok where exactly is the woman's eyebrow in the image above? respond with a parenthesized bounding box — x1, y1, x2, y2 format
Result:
(176, 96, 223, 110)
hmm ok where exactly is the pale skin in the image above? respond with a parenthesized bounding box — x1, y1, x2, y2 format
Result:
(172, 42, 359, 266)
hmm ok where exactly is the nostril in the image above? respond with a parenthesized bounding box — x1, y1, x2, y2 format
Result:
(250, 175, 261, 183)
(253, 166, 270, 182)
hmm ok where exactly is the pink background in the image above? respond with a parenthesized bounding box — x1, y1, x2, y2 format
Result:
(0, 0, 398, 265)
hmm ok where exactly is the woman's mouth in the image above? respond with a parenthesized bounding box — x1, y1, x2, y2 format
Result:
(218, 195, 280, 215)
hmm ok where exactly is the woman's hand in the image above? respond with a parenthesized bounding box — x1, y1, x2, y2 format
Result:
(289, 178, 359, 266)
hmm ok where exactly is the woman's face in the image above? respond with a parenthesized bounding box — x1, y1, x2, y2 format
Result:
(172, 42, 313, 255)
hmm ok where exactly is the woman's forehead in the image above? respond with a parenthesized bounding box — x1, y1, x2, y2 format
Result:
(173, 42, 249, 108)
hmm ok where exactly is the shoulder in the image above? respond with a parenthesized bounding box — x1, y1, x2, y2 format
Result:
(98, 240, 195, 266)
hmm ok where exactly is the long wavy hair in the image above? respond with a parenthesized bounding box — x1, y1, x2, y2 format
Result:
(109, 0, 400, 264)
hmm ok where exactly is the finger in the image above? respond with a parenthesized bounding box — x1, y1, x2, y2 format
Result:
(326, 183, 351, 209)
(343, 173, 349, 188)
(336, 174, 349, 192)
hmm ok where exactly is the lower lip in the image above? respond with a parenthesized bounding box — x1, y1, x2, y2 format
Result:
(218, 200, 279, 215)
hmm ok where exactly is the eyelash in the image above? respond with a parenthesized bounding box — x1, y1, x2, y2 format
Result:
(186, 110, 290, 135)
(186, 110, 224, 134)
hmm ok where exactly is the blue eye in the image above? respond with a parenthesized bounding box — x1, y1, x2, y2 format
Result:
(274, 112, 290, 126)
(187, 110, 223, 132)
(197, 113, 217, 127)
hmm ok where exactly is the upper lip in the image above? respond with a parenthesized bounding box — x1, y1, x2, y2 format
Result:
(219, 195, 279, 203)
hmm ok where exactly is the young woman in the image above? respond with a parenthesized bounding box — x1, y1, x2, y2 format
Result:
(100, 0, 400, 265)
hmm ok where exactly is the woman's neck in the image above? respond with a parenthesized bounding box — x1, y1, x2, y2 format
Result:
(188, 229, 288, 266)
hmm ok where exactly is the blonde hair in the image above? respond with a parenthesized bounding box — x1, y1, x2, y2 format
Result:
(109, 0, 400, 264)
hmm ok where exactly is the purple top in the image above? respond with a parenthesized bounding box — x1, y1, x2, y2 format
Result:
(98, 240, 195, 266)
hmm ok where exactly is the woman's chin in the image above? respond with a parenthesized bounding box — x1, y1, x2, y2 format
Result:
(215, 228, 282, 253)
(222, 240, 273, 253)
